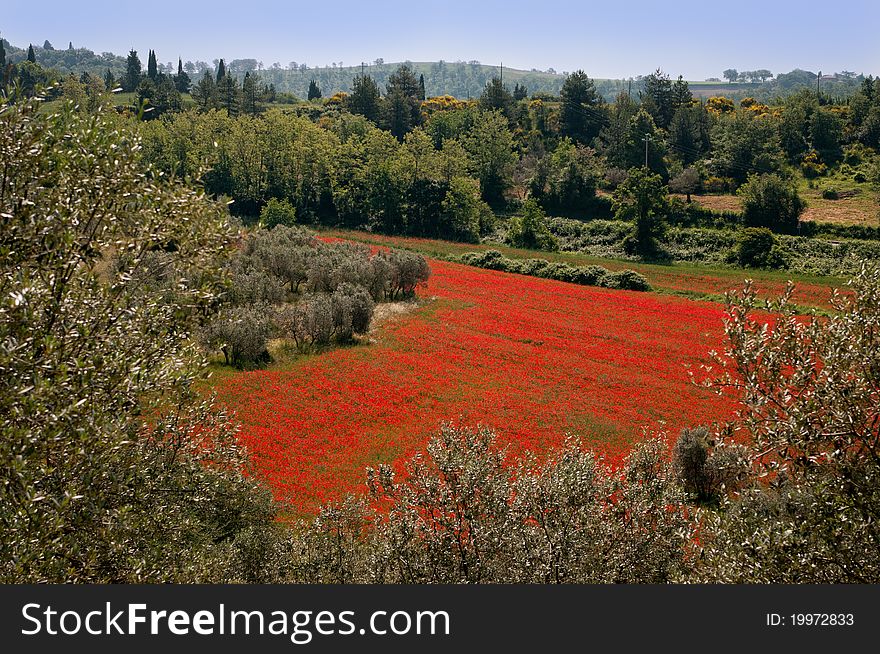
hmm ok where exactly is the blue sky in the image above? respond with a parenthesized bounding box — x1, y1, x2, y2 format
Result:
(3, 0, 878, 79)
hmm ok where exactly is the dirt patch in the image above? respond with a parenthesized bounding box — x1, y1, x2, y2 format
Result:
(368, 298, 433, 337)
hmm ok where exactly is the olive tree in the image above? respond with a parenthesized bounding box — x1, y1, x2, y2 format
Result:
(0, 92, 281, 582)
(694, 267, 880, 582)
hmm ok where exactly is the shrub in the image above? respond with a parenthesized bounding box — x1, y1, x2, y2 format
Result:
(734, 227, 789, 269)
(602, 269, 652, 291)
(259, 197, 297, 229)
(202, 304, 273, 367)
(292, 425, 693, 583)
(738, 173, 805, 234)
(507, 198, 559, 251)
(821, 187, 839, 200)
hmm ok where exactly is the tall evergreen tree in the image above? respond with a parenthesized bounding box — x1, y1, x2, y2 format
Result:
(384, 89, 412, 140)
(192, 70, 218, 110)
(671, 75, 693, 110)
(68, 41, 74, 50)
(216, 58, 226, 83)
(218, 73, 240, 115)
(0, 39, 6, 72)
(418, 73, 426, 101)
(347, 74, 381, 122)
(641, 68, 674, 130)
(174, 57, 191, 93)
(241, 71, 260, 115)
(513, 83, 528, 101)
(147, 50, 158, 81)
(559, 70, 603, 144)
(124, 49, 142, 92)
(307, 79, 322, 100)
(479, 77, 514, 118)
(42, 40, 54, 51)
(104, 68, 115, 91)
(27, 44, 36, 63)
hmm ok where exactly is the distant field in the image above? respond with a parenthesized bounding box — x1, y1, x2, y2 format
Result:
(321, 229, 846, 310)
(683, 186, 879, 227)
(212, 256, 735, 515)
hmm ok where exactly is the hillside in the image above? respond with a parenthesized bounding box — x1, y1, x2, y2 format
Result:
(3, 37, 871, 101)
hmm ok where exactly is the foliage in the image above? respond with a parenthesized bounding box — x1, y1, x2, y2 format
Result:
(0, 91, 282, 583)
(695, 266, 880, 582)
(260, 197, 297, 229)
(612, 167, 669, 256)
(738, 173, 805, 233)
(733, 227, 789, 268)
(459, 250, 650, 291)
(507, 198, 559, 251)
(291, 425, 693, 583)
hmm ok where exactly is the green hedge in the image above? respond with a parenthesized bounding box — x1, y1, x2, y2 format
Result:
(458, 250, 652, 292)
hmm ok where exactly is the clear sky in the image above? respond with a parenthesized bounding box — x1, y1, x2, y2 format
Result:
(3, 0, 878, 79)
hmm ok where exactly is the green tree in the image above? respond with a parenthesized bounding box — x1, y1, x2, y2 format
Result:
(307, 79, 322, 100)
(383, 88, 413, 140)
(440, 176, 492, 242)
(507, 198, 558, 250)
(124, 49, 142, 92)
(218, 73, 241, 115)
(104, 67, 115, 90)
(242, 71, 261, 115)
(147, 49, 158, 80)
(479, 76, 514, 118)
(810, 107, 843, 163)
(641, 68, 674, 130)
(559, 70, 603, 144)
(347, 74, 381, 123)
(462, 110, 517, 205)
(737, 173, 805, 233)
(27, 44, 36, 63)
(175, 57, 191, 93)
(723, 68, 738, 83)
(192, 70, 218, 110)
(612, 166, 669, 256)
(513, 82, 528, 101)
(216, 58, 226, 82)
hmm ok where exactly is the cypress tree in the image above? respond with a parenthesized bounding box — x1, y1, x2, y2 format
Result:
(104, 68, 115, 91)
(174, 57, 191, 93)
(0, 39, 6, 71)
(147, 50, 158, 80)
(307, 79, 321, 100)
(68, 41, 74, 50)
(418, 73, 426, 101)
(42, 40, 54, 51)
(27, 44, 36, 63)
(124, 49, 142, 92)
(242, 71, 259, 114)
(216, 58, 226, 83)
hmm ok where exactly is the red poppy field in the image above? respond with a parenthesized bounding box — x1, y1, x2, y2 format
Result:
(213, 255, 741, 516)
